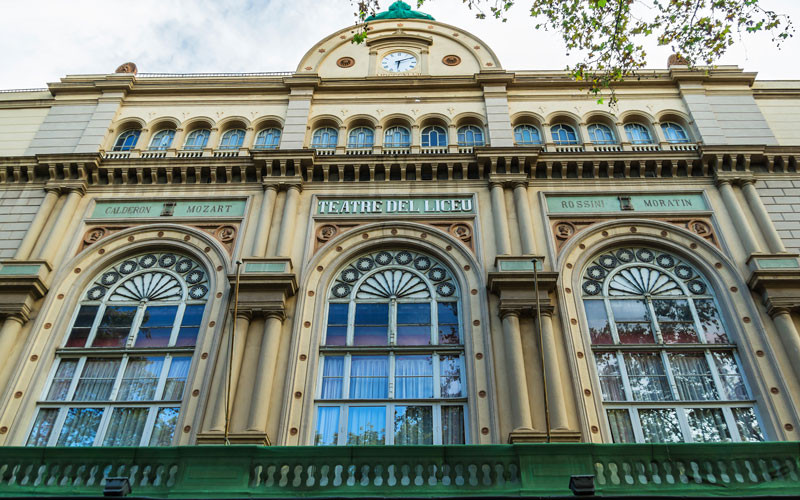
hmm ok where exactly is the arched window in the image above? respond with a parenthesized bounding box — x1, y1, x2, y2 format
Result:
(581, 247, 763, 443)
(312, 127, 339, 149)
(184, 129, 210, 150)
(514, 124, 542, 145)
(254, 128, 281, 149)
(219, 128, 246, 150)
(112, 130, 141, 151)
(624, 123, 654, 144)
(26, 252, 210, 447)
(661, 122, 690, 143)
(383, 126, 411, 148)
(588, 124, 616, 144)
(421, 126, 447, 147)
(315, 249, 466, 446)
(347, 127, 375, 148)
(551, 124, 579, 145)
(457, 125, 484, 147)
(148, 129, 175, 151)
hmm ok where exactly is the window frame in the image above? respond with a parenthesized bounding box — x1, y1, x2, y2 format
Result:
(183, 129, 210, 150)
(624, 123, 654, 145)
(550, 124, 579, 145)
(148, 129, 176, 151)
(254, 128, 281, 149)
(112, 130, 141, 151)
(587, 123, 616, 145)
(661, 122, 690, 143)
(421, 126, 447, 147)
(383, 126, 411, 148)
(456, 125, 485, 147)
(347, 127, 375, 149)
(219, 128, 246, 150)
(312, 127, 339, 149)
(514, 124, 542, 146)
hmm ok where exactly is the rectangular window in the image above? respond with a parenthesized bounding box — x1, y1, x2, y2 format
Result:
(135, 306, 178, 348)
(175, 304, 204, 347)
(394, 405, 433, 444)
(695, 299, 729, 343)
(315, 406, 340, 445)
(92, 306, 137, 347)
(349, 356, 388, 399)
(669, 352, 718, 401)
(320, 356, 344, 399)
(595, 352, 625, 401)
(732, 408, 764, 442)
(117, 356, 164, 401)
(396, 303, 431, 345)
(638, 409, 683, 443)
(325, 303, 348, 346)
(712, 351, 748, 400)
(149, 407, 179, 446)
(103, 407, 149, 446)
(687, 408, 731, 442)
(162, 356, 191, 401)
(623, 353, 672, 401)
(437, 302, 460, 344)
(26, 409, 59, 446)
(73, 358, 121, 401)
(46, 359, 78, 401)
(606, 409, 635, 443)
(653, 299, 699, 343)
(395, 355, 433, 399)
(610, 300, 655, 344)
(65, 305, 99, 348)
(441, 406, 465, 444)
(584, 300, 613, 344)
(347, 406, 385, 445)
(439, 355, 463, 398)
(56, 407, 103, 446)
(353, 304, 389, 346)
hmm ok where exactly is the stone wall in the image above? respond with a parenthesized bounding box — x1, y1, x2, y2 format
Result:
(757, 177, 800, 252)
(0, 188, 43, 259)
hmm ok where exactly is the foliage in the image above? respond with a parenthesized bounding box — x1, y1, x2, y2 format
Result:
(352, 0, 793, 104)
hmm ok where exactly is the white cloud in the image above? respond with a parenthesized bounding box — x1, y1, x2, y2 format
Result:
(0, 0, 798, 89)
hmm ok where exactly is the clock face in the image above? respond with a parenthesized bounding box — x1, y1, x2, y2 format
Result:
(381, 52, 418, 73)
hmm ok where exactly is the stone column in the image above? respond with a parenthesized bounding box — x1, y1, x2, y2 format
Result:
(275, 184, 301, 257)
(717, 179, 761, 255)
(37, 185, 85, 263)
(14, 186, 60, 260)
(539, 310, 568, 430)
(512, 181, 536, 255)
(247, 313, 284, 431)
(250, 184, 278, 257)
(0, 315, 25, 390)
(490, 182, 512, 255)
(770, 308, 800, 384)
(208, 312, 252, 432)
(741, 179, 786, 253)
(500, 310, 533, 431)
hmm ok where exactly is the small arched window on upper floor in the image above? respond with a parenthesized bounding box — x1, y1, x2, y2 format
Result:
(184, 129, 210, 150)
(661, 122, 690, 143)
(624, 124, 654, 145)
(514, 124, 542, 146)
(457, 125, 485, 147)
(551, 124, 579, 145)
(383, 126, 411, 148)
(148, 129, 175, 151)
(219, 129, 246, 150)
(421, 126, 447, 148)
(112, 130, 141, 151)
(588, 123, 616, 145)
(312, 127, 339, 149)
(348, 127, 375, 149)
(254, 128, 281, 150)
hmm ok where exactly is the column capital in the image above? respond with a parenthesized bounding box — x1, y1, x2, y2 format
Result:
(234, 310, 253, 321)
(261, 180, 280, 191)
(499, 307, 521, 320)
(279, 182, 303, 193)
(46, 179, 87, 196)
(511, 180, 529, 190)
(769, 306, 792, 319)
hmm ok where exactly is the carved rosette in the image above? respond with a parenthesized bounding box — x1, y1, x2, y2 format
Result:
(313, 221, 475, 253)
(78, 223, 239, 254)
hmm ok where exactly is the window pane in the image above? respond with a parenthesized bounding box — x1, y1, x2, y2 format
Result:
(595, 352, 625, 401)
(437, 302, 460, 344)
(695, 299, 729, 343)
(584, 300, 612, 344)
(320, 356, 344, 399)
(315, 407, 340, 445)
(397, 303, 431, 345)
(349, 356, 388, 398)
(669, 352, 718, 401)
(653, 299, 699, 343)
(27, 409, 59, 446)
(176, 304, 204, 347)
(347, 406, 385, 445)
(623, 353, 672, 401)
(687, 408, 731, 442)
(607, 409, 635, 443)
(732, 408, 764, 442)
(712, 351, 748, 400)
(394, 406, 433, 445)
(395, 355, 433, 398)
(149, 407, 179, 446)
(638, 409, 683, 443)
(103, 407, 148, 446)
(135, 306, 178, 348)
(353, 303, 388, 346)
(325, 303, 348, 346)
(92, 306, 137, 347)
(56, 407, 103, 446)
(610, 300, 655, 344)
(442, 406, 465, 444)
(46, 359, 78, 400)
(163, 357, 191, 400)
(73, 358, 121, 401)
(440, 355, 463, 398)
(65, 305, 99, 347)
(118, 356, 164, 401)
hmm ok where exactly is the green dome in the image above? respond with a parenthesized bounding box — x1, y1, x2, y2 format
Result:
(365, 1, 435, 21)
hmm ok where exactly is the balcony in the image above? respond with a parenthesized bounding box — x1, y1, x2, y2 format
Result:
(0, 443, 796, 498)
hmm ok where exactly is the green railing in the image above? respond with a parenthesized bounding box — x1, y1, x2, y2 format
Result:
(0, 443, 798, 498)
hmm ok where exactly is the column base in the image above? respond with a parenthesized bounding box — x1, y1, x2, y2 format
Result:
(195, 431, 272, 446)
(508, 428, 582, 443)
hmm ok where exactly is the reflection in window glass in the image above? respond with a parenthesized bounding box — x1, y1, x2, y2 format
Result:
(394, 405, 433, 444)
(347, 406, 386, 445)
(607, 409, 635, 443)
(440, 355, 463, 398)
(163, 357, 191, 401)
(397, 303, 431, 345)
(118, 357, 164, 400)
(395, 356, 433, 398)
(712, 352, 748, 400)
(595, 352, 625, 401)
(669, 353, 718, 401)
(103, 407, 148, 446)
(421, 126, 447, 147)
(353, 303, 389, 345)
(639, 409, 683, 443)
(514, 124, 542, 145)
(315, 407, 340, 445)
(57, 408, 103, 446)
(254, 128, 281, 149)
(733, 408, 764, 442)
(442, 406, 465, 444)
(149, 407, 179, 446)
(26, 409, 58, 446)
(695, 299, 728, 343)
(624, 353, 672, 401)
(135, 306, 178, 347)
(176, 305, 204, 347)
(320, 356, 344, 399)
(92, 306, 137, 347)
(184, 129, 210, 150)
(325, 303, 348, 346)
(66, 305, 99, 347)
(349, 356, 388, 398)
(384, 126, 411, 148)
(47, 360, 78, 401)
(74, 359, 121, 401)
(653, 299, 699, 343)
(584, 300, 612, 344)
(437, 302, 460, 344)
(610, 300, 654, 344)
(687, 408, 731, 442)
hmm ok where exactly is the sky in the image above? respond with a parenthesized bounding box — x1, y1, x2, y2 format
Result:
(1, 0, 799, 89)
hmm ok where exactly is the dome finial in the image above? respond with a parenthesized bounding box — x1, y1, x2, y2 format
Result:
(365, 1, 435, 21)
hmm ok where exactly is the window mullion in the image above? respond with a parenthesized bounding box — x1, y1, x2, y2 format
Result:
(616, 351, 634, 402)
(85, 303, 108, 347)
(646, 297, 664, 344)
(433, 403, 443, 445)
(127, 304, 148, 348)
(343, 355, 352, 400)
(338, 406, 348, 446)
(629, 407, 645, 443)
(386, 404, 393, 445)
(721, 407, 742, 442)
(661, 350, 680, 401)
(704, 350, 726, 400)
(433, 353, 441, 399)
(47, 407, 70, 446)
(140, 407, 160, 446)
(389, 299, 397, 345)
(316, 354, 326, 399)
(430, 301, 438, 345)
(169, 302, 187, 347)
(153, 355, 171, 401)
(65, 357, 88, 401)
(675, 407, 693, 443)
(388, 353, 395, 399)
(93, 408, 114, 446)
(686, 297, 706, 344)
(604, 300, 621, 343)
(109, 355, 129, 402)
(346, 301, 356, 346)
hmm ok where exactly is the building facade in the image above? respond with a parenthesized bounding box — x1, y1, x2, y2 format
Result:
(1, 2, 799, 497)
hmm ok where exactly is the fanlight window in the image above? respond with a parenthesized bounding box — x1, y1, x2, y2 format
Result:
(315, 249, 466, 446)
(184, 129, 210, 150)
(514, 124, 542, 145)
(421, 126, 447, 148)
(551, 124, 579, 145)
(661, 122, 690, 143)
(582, 247, 763, 444)
(219, 128, 246, 150)
(457, 125, 484, 147)
(348, 127, 375, 148)
(254, 128, 281, 149)
(624, 124, 653, 145)
(312, 127, 338, 149)
(27, 252, 209, 447)
(112, 130, 140, 151)
(588, 124, 615, 144)
(383, 126, 410, 148)
(148, 129, 175, 150)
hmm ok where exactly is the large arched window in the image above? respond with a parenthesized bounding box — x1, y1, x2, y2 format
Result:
(347, 127, 375, 148)
(421, 126, 447, 147)
(26, 251, 209, 447)
(383, 126, 410, 148)
(312, 127, 338, 149)
(551, 124, 579, 145)
(184, 129, 210, 150)
(581, 247, 763, 443)
(624, 123, 654, 145)
(514, 124, 542, 145)
(148, 129, 175, 150)
(315, 249, 466, 446)
(112, 130, 141, 151)
(661, 122, 690, 143)
(457, 125, 484, 147)
(254, 128, 281, 149)
(219, 128, 246, 150)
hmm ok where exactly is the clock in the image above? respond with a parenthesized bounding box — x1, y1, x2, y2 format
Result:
(381, 51, 418, 73)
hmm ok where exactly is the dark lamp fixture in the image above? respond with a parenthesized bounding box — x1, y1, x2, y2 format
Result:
(569, 474, 595, 496)
(104, 477, 131, 497)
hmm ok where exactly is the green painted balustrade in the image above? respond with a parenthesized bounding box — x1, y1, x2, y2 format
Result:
(0, 443, 798, 498)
